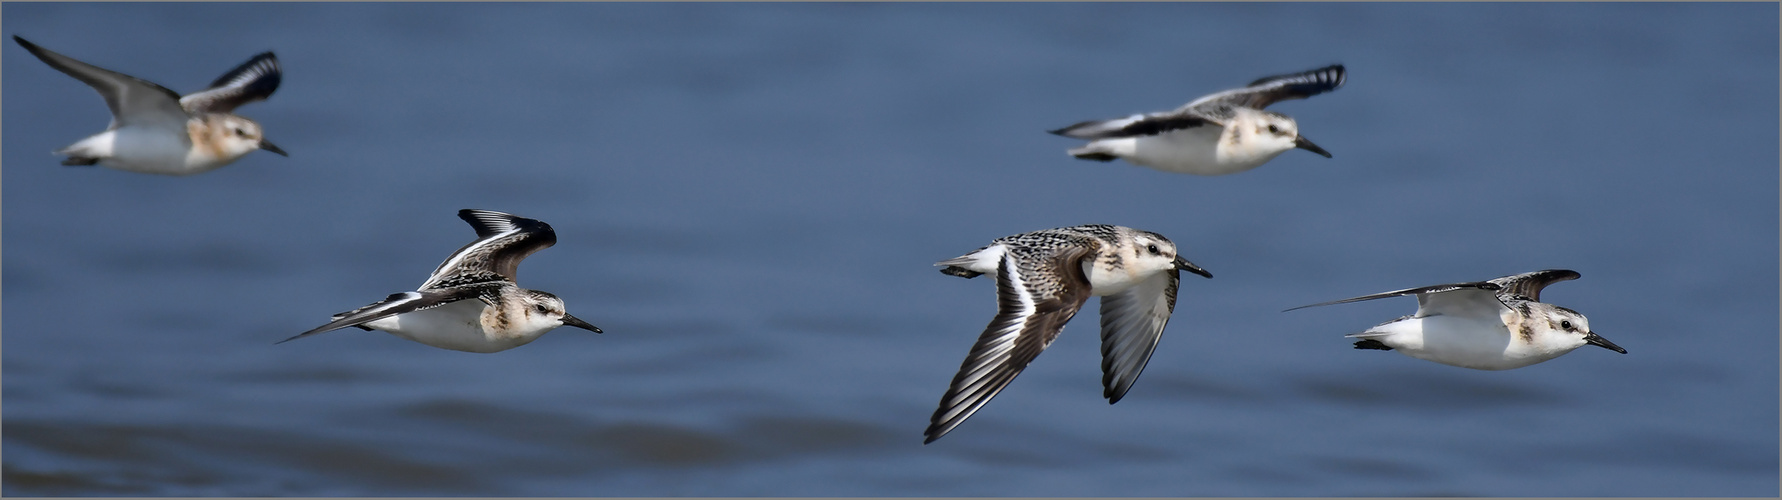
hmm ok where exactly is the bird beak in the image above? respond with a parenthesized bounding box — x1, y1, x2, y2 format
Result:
(1294, 135, 1332, 158)
(1583, 331, 1625, 354)
(259, 139, 288, 157)
(1174, 256, 1213, 279)
(561, 314, 604, 334)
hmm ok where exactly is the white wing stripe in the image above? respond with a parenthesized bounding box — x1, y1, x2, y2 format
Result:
(420, 228, 521, 288)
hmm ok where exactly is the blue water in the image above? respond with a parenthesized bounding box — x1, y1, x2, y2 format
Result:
(3, 3, 1776, 496)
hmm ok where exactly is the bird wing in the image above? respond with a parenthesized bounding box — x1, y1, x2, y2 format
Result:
(1096, 267, 1179, 404)
(924, 244, 1093, 443)
(1287, 280, 1503, 314)
(420, 209, 558, 289)
(1184, 64, 1347, 111)
(179, 52, 281, 114)
(279, 281, 501, 345)
(1487, 269, 1580, 302)
(1047, 112, 1217, 140)
(13, 36, 187, 130)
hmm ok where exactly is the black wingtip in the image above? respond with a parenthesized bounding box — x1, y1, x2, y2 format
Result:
(1248, 63, 1347, 94)
(12, 35, 47, 56)
(1047, 120, 1092, 137)
(1353, 339, 1393, 351)
(458, 209, 551, 238)
(1072, 152, 1119, 162)
(206, 51, 282, 90)
(1283, 300, 1334, 312)
(939, 266, 982, 279)
(922, 420, 949, 444)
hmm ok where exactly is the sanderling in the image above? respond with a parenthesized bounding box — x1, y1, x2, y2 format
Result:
(1287, 269, 1625, 370)
(13, 36, 286, 176)
(1050, 64, 1345, 176)
(924, 225, 1213, 443)
(282, 210, 602, 353)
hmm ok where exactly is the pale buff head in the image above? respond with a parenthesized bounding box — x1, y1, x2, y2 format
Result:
(191, 114, 285, 166)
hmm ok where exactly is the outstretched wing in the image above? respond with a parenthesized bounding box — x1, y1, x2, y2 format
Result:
(1185, 64, 1346, 111)
(924, 244, 1093, 444)
(279, 281, 500, 344)
(420, 209, 557, 289)
(1488, 269, 1580, 302)
(13, 36, 187, 130)
(1097, 268, 1179, 404)
(1285, 280, 1497, 312)
(180, 52, 281, 114)
(1048, 112, 1216, 140)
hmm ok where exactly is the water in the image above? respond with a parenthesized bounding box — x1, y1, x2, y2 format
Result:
(3, 3, 1776, 496)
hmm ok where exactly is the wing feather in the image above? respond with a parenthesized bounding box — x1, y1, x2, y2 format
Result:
(1186, 64, 1346, 110)
(1048, 113, 1215, 140)
(1097, 268, 1179, 403)
(420, 209, 557, 289)
(1285, 281, 1498, 312)
(280, 282, 498, 344)
(924, 245, 1092, 444)
(179, 52, 281, 114)
(13, 36, 186, 130)
(1488, 269, 1580, 302)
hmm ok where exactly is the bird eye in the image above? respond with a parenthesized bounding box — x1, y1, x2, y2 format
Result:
(1267, 124, 1280, 134)
(234, 128, 247, 137)
(535, 304, 550, 314)
(1560, 320, 1573, 330)
(1146, 244, 1160, 255)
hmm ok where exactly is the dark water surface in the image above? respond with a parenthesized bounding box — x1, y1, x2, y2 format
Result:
(4, 3, 1776, 496)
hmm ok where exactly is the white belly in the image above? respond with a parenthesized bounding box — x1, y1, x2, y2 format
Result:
(1372, 316, 1561, 370)
(85, 126, 211, 175)
(1122, 127, 1267, 176)
(364, 300, 538, 353)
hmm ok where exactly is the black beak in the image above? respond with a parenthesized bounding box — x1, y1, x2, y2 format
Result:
(1294, 135, 1331, 158)
(561, 314, 603, 333)
(1583, 331, 1625, 354)
(260, 139, 288, 157)
(1174, 256, 1213, 279)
